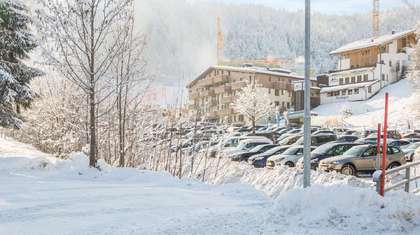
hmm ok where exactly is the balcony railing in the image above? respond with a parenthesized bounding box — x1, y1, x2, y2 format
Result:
(231, 81, 247, 90)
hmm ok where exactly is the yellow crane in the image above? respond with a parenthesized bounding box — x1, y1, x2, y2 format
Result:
(216, 16, 224, 65)
(373, 0, 380, 38)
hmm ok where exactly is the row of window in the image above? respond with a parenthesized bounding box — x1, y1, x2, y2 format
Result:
(268, 89, 291, 97)
(338, 74, 369, 85)
(326, 88, 360, 97)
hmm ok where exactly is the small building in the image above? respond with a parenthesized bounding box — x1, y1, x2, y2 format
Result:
(321, 29, 416, 104)
(187, 65, 320, 124)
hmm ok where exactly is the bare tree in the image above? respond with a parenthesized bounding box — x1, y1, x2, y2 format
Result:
(36, 0, 134, 167)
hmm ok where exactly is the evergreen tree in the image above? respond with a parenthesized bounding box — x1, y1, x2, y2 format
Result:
(0, 0, 42, 128)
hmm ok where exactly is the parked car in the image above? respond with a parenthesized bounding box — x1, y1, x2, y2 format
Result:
(294, 134, 337, 147)
(313, 130, 335, 136)
(266, 146, 316, 168)
(402, 132, 420, 139)
(388, 139, 411, 149)
(336, 135, 359, 143)
(248, 146, 291, 168)
(318, 144, 406, 176)
(230, 144, 278, 162)
(222, 138, 273, 156)
(402, 142, 420, 162)
(278, 134, 302, 146)
(278, 129, 302, 141)
(308, 142, 361, 169)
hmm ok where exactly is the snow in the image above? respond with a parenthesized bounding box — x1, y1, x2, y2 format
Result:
(331, 29, 415, 55)
(313, 79, 420, 131)
(1, 137, 420, 234)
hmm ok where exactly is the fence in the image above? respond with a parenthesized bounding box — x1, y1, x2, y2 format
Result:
(373, 161, 420, 195)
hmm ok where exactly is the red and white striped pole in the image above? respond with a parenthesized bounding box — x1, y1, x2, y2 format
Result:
(380, 92, 389, 196)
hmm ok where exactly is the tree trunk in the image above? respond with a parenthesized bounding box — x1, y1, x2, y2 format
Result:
(89, 89, 97, 167)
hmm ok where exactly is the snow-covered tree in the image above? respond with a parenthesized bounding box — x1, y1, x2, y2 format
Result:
(0, 0, 42, 128)
(36, 0, 135, 167)
(408, 22, 420, 88)
(233, 83, 275, 133)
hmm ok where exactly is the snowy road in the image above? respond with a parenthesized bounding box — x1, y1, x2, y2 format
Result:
(1, 137, 420, 235)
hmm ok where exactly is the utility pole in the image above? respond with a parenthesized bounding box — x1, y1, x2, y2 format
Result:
(303, 0, 311, 188)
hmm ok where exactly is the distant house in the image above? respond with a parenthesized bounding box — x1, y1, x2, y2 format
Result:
(186, 65, 320, 124)
(321, 29, 416, 104)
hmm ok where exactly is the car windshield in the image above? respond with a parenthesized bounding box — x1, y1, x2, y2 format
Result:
(344, 145, 368, 157)
(283, 147, 301, 155)
(312, 144, 333, 154)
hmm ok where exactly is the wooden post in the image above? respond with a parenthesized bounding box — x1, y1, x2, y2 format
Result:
(380, 93, 389, 196)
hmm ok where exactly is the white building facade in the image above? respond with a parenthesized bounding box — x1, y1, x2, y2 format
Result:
(321, 30, 416, 104)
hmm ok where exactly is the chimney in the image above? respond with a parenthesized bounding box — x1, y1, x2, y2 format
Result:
(391, 30, 396, 35)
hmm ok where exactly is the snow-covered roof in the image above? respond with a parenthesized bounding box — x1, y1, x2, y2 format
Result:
(320, 80, 379, 93)
(329, 66, 375, 76)
(188, 65, 316, 88)
(330, 29, 415, 55)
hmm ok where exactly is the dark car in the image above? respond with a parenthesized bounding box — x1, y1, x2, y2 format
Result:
(248, 146, 290, 168)
(295, 134, 338, 147)
(310, 142, 361, 169)
(336, 135, 359, 143)
(230, 144, 278, 162)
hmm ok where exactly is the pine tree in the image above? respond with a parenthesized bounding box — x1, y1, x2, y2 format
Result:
(0, 0, 42, 128)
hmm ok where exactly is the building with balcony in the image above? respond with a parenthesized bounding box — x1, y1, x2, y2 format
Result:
(187, 65, 320, 123)
(321, 29, 416, 104)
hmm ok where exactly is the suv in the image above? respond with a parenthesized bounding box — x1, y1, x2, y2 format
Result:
(319, 144, 406, 176)
(309, 142, 360, 169)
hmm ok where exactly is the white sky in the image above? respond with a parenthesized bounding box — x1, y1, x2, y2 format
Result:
(190, 0, 419, 14)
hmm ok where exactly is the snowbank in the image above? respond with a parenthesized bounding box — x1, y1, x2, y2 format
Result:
(1, 138, 420, 234)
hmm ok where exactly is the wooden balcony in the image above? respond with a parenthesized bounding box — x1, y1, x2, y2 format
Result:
(214, 85, 232, 94)
(214, 75, 229, 84)
(231, 81, 247, 90)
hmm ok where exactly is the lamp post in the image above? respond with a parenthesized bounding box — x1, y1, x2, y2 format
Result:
(303, 0, 311, 188)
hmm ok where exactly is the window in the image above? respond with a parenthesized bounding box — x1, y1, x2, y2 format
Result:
(354, 89, 359, 94)
(281, 90, 284, 95)
(341, 90, 346, 96)
(339, 78, 344, 85)
(275, 89, 280, 96)
(363, 74, 368, 81)
(357, 75, 362, 83)
(368, 86, 372, 93)
(275, 101, 280, 106)
(382, 74, 385, 81)
(334, 91, 340, 96)
(348, 90, 353, 95)
(282, 101, 285, 108)
(345, 77, 350, 84)
(287, 102, 290, 109)
(389, 61, 392, 67)
(351, 77, 356, 83)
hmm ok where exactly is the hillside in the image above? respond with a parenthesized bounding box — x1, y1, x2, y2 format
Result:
(313, 79, 420, 131)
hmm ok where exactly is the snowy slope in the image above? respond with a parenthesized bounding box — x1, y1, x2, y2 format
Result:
(1, 137, 420, 234)
(313, 80, 420, 131)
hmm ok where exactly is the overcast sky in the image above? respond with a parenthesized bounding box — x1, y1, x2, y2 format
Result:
(190, 0, 418, 14)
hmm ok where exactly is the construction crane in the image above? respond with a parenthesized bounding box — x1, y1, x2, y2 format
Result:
(373, 0, 380, 38)
(216, 16, 224, 65)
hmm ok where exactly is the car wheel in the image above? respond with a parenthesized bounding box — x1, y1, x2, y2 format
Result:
(285, 161, 295, 167)
(341, 164, 357, 176)
(387, 162, 401, 170)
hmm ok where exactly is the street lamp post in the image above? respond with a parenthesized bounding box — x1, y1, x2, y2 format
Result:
(303, 0, 311, 188)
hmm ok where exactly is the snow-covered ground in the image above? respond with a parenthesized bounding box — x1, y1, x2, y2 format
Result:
(313, 80, 420, 131)
(1, 137, 420, 234)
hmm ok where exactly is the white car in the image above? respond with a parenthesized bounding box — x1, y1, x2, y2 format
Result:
(266, 146, 315, 168)
(222, 138, 273, 157)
